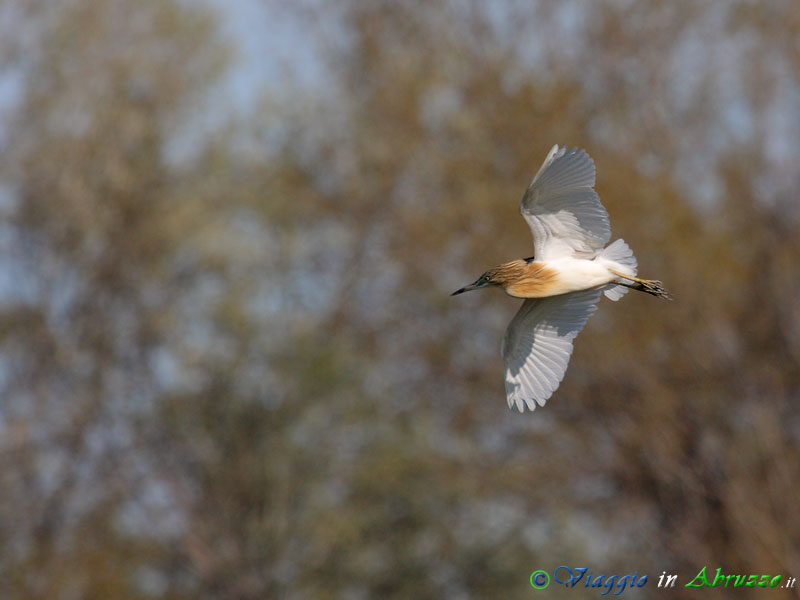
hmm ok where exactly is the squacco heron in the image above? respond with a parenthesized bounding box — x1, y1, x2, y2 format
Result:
(452, 145, 670, 412)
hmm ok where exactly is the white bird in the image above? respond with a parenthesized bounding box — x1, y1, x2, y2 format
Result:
(452, 145, 670, 412)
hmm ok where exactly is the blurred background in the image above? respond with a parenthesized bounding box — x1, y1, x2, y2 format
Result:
(1, 0, 799, 598)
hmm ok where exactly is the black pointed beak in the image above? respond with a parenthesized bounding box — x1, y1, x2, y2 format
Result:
(451, 282, 482, 296)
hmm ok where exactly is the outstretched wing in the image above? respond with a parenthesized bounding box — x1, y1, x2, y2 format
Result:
(520, 145, 611, 261)
(501, 289, 602, 412)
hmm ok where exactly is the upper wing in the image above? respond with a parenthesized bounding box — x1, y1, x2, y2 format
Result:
(520, 145, 611, 261)
(501, 289, 602, 412)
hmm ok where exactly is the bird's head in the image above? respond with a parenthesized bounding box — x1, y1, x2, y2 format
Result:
(451, 269, 500, 296)
(451, 260, 532, 296)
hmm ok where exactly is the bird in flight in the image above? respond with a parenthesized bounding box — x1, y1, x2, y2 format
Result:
(452, 145, 670, 412)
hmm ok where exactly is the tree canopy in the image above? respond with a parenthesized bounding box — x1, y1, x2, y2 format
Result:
(1, 0, 799, 598)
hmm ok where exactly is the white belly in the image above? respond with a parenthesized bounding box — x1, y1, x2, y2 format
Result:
(545, 258, 616, 296)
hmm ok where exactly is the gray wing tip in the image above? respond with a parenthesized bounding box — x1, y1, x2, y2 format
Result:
(506, 391, 549, 413)
(506, 379, 554, 413)
(554, 144, 588, 157)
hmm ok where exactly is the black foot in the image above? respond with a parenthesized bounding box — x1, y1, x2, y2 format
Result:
(635, 279, 672, 300)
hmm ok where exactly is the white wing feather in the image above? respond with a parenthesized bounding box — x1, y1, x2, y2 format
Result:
(521, 145, 610, 260)
(501, 289, 602, 412)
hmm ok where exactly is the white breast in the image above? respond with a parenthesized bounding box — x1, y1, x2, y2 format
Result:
(548, 257, 616, 294)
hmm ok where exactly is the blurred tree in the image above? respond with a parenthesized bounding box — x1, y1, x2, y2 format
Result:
(1, 0, 799, 598)
(0, 0, 228, 597)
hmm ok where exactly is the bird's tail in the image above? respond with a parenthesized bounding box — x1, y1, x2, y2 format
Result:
(599, 238, 637, 301)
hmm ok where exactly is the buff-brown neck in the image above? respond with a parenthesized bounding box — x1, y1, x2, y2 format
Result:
(451, 259, 560, 298)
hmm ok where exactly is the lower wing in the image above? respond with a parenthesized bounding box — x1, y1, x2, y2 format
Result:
(501, 289, 603, 412)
